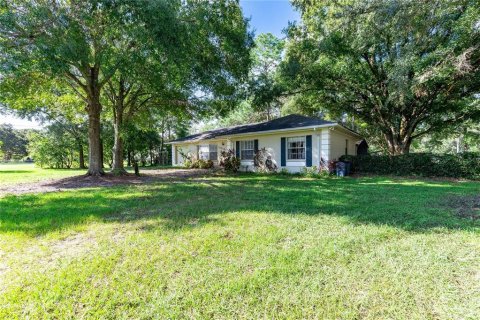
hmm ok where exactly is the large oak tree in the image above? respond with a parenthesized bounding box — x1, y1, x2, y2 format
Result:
(282, 0, 480, 155)
(104, 0, 252, 174)
(1, 1, 148, 174)
(0, 0, 252, 175)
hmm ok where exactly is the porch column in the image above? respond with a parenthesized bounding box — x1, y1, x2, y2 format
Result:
(320, 129, 330, 164)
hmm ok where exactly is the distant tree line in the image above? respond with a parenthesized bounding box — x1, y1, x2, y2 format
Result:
(0, 114, 186, 169)
(0, 124, 29, 161)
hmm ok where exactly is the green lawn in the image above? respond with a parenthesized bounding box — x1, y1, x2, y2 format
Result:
(0, 163, 86, 186)
(0, 168, 479, 319)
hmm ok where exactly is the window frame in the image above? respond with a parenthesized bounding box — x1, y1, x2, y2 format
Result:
(287, 136, 306, 161)
(198, 144, 218, 161)
(208, 144, 218, 161)
(198, 145, 209, 160)
(239, 140, 255, 160)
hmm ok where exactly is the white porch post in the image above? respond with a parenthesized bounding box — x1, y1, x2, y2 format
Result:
(320, 129, 330, 164)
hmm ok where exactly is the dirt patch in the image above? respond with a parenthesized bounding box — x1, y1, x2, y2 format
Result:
(47, 231, 99, 262)
(442, 194, 480, 220)
(0, 168, 215, 197)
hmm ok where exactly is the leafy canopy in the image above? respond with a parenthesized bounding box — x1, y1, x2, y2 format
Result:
(248, 33, 285, 120)
(283, 0, 480, 154)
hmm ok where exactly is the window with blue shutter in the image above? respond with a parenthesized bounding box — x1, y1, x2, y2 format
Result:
(281, 137, 286, 167)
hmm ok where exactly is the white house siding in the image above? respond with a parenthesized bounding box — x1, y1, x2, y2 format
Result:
(173, 143, 195, 166)
(233, 129, 324, 173)
(172, 141, 225, 166)
(329, 129, 358, 161)
(171, 126, 360, 171)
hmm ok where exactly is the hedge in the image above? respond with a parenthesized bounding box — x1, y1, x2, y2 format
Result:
(340, 153, 480, 179)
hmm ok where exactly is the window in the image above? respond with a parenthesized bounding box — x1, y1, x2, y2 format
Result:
(209, 144, 218, 161)
(198, 144, 218, 161)
(198, 145, 209, 160)
(240, 140, 255, 160)
(287, 136, 306, 160)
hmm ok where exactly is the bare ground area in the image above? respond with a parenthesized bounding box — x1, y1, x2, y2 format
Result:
(443, 194, 480, 220)
(0, 168, 214, 197)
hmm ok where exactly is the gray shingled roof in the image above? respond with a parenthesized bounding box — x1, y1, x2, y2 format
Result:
(169, 114, 337, 143)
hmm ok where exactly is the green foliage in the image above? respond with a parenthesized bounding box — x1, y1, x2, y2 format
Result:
(284, 0, 480, 155)
(412, 121, 480, 154)
(219, 149, 240, 173)
(341, 153, 480, 179)
(184, 158, 214, 170)
(301, 166, 316, 177)
(199, 101, 265, 132)
(248, 33, 285, 119)
(28, 130, 79, 169)
(301, 166, 331, 178)
(203, 32, 286, 132)
(0, 124, 28, 161)
(123, 124, 164, 167)
(1, 0, 254, 174)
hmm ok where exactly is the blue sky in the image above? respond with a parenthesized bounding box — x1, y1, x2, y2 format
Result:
(240, 0, 300, 38)
(1, 0, 300, 129)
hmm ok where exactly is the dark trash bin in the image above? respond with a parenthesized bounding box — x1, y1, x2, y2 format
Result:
(344, 161, 352, 175)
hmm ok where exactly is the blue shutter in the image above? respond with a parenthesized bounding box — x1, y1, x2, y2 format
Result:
(306, 135, 312, 167)
(281, 137, 286, 167)
(254, 139, 259, 154)
(235, 141, 240, 158)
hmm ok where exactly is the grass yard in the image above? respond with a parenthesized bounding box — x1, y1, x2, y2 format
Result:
(0, 166, 479, 319)
(0, 163, 85, 186)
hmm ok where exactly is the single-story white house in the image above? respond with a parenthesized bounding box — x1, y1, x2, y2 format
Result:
(168, 114, 366, 172)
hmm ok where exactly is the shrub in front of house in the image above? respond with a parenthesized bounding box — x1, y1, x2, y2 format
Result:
(253, 148, 278, 173)
(183, 158, 213, 169)
(340, 153, 480, 179)
(180, 148, 213, 169)
(219, 149, 240, 173)
(198, 159, 214, 169)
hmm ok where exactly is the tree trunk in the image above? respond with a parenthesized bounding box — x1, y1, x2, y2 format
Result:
(78, 143, 86, 169)
(85, 66, 104, 176)
(112, 115, 126, 175)
(385, 132, 412, 155)
(87, 105, 104, 176)
(134, 161, 139, 176)
(110, 77, 127, 175)
(127, 150, 132, 167)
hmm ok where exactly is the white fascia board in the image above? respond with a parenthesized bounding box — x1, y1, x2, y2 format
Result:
(221, 124, 337, 140)
(166, 138, 228, 145)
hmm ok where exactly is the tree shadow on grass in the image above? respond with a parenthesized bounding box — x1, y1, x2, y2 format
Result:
(0, 176, 478, 237)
